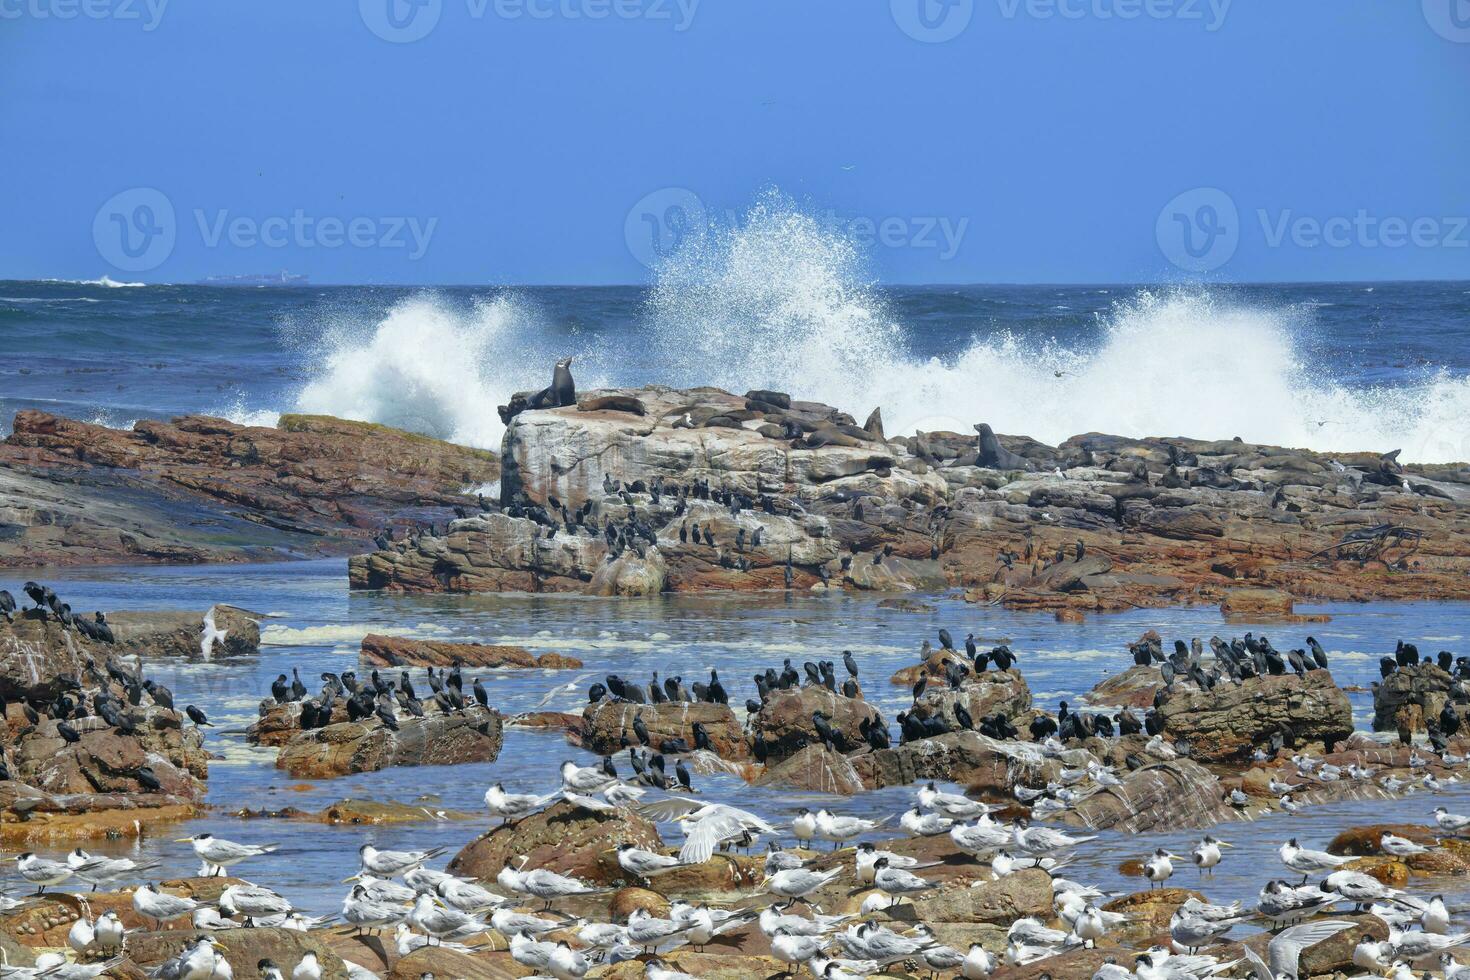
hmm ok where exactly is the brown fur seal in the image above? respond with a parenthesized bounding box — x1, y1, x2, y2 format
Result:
(975, 423, 1034, 470)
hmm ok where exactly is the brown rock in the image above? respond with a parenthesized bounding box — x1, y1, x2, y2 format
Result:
(1060, 760, 1231, 834)
(0, 410, 498, 567)
(106, 605, 261, 659)
(752, 686, 885, 762)
(274, 708, 503, 778)
(582, 700, 749, 760)
(909, 869, 1053, 925)
(360, 633, 580, 670)
(912, 668, 1032, 728)
(1372, 662, 1454, 733)
(121, 927, 348, 980)
(753, 743, 865, 795)
(388, 946, 516, 980)
(448, 799, 661, 884)
(608, 887, 671, 922)
(1158, 671, 1353, 762)
(854, 731, 1059, 795)
(1220, 587, 1295, 616)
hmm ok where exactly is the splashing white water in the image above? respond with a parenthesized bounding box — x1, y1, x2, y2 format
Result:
(290, 293, 564, 450)
(649, 195, 1470, 464)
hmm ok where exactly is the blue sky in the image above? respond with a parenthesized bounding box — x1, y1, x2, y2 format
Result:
(1, 0, 1466, 284)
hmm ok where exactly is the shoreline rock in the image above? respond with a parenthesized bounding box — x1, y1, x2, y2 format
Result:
(360, 632, 581, 670)
(345, 384, 1470, 610)
(0, 410, 498, 566)
(274, 708, 503, 778)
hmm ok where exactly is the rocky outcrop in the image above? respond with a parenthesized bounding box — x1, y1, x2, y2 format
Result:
(852, 731, 1060, 793)
(0, 615, 207, 802)
(912, 668, 1032, 728)
(274, 709, 503, 778)
(1085, 664, 1167, 709)
(345, 385, 1470, 607)
(0, 410, 498, 566)
(1373, 662, 1455, 733)
(1058, 760, 1232, 834)
(751, 686, 884, 762)
(582, 700, 749, 759)
(359, 633, 581, 670)
(1159, 670, 1354, 761)
(448, 799, 661, 884)
(753, 742, 865, 794)
(106, 605, 261, 659)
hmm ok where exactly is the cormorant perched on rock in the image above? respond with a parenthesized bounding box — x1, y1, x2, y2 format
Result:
(843, 650, 858, 678)
(1307, 637, 1329, 671)
(0, 590, 14, 623)
(938, 629, 954, 651)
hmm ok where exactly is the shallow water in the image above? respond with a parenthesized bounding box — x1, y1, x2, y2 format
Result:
(5, 558, 1470, 927)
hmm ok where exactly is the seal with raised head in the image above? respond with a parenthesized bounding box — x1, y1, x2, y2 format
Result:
(550, 356, 576, 407)
(974, 423, 1033, 470)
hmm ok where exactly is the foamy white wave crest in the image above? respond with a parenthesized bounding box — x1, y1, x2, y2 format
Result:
(43, 276, 146, 288)
(290, 293, 568, 450)
(209, 395, 281, 429)
(260, 622, 453, 646)
(650, 193, 1470, 464)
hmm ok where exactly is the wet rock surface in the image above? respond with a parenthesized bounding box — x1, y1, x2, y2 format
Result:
(750, 685, 884, 762)
(0, 614, 207, 806)
(105, 605, 261, 659)
(273, 707, 503, 778)
(581, 698, 750, 759)
(1158, 670, 1354, 762)
(346, 384, 1470, 607)
(359, 632, 581, 670)
(1373, 661, 1455, 733)
(447, 798, 661, 883)
(0, 410, 498, 566)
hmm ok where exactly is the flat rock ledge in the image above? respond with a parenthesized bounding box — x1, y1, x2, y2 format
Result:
(347, 383, 1470, 609)
(273, 708, 503, 778)
(0, 409, 499, 566)
(359, 632, 581, 669)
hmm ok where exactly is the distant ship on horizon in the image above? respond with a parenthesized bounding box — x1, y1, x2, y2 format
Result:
(196, 270, 309, 287)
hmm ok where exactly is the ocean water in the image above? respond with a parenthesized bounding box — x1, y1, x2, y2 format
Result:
(2, 249, 1470, 462)
(3, 557, 1470, 924)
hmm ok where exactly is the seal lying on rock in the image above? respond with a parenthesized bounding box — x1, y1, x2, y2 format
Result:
(499, 358, 577, 423)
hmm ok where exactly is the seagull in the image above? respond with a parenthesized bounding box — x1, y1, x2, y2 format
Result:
(358, 843, 445, 877)
(15, 853, 72, 894)
(900, 807, 954, 837)
(1241, 920, 1357, 980)
(1013, 819, 1096, 856)
(1170, 909, 1238, 953)
(219, 883, 292, 923)
(764, 867, 840, 905)
(408, 893, 487, 944)
(854, 843, 940, 884)
(66, 849, 157, 891)
(291, 952, 322, 980)
(917, 782, 993, 819)
(1191, 836, 1232, 877)
(814, 808, 885, 850)
(147, 936, 224, 980)
(200, 607, 228, 658)
(515, 867, 601, 909)
(963, 943, 998, 978)
(871, 857, 936, 906)
(1145, 848, 1180, 889)
(625, 907, 692, 952)
(1279, 838, 1352, 882)
(341, 885, 404, 934)
(177, 834, 279, 876)
(485, 783, 557, 824)
(615, 844, 687, 882)
(560, 759, 616, 794)
(133, 883, 200, 930)
(1379, 832, 1430, 857)
(640, 797, 775, 863)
